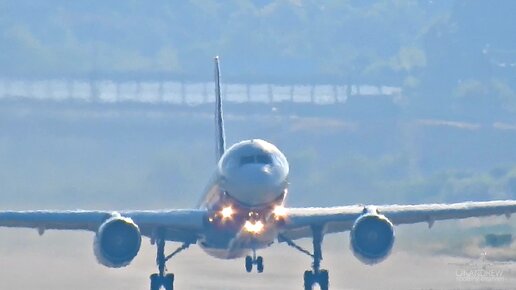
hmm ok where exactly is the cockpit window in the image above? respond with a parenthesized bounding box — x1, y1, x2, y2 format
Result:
(239, 154, 273, 166)
(256, 154, 273, 164)
(240, 156, 255, 166)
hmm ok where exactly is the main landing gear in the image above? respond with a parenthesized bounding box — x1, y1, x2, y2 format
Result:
(280, 225, 329, 290)
(245, 249, 264, 273)
(149, 237, 190, 290)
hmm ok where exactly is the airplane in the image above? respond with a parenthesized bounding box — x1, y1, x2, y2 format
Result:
(0, 57, 516, 290)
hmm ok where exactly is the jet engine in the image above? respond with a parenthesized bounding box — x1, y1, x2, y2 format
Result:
(350, 210, 395, 265)
(94, 215, 142, 268)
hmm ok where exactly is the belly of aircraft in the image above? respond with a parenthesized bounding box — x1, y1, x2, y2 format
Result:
(199, 229, 277, 260)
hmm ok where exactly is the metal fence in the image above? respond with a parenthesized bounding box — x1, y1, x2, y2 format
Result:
(0, 79, 402, 105)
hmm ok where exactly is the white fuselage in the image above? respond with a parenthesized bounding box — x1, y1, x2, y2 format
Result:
(198, 139, 289, 259)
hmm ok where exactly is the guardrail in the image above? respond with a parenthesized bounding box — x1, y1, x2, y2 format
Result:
(0, 79, 402, 105)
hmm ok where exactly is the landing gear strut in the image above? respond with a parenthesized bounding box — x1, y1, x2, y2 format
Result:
(280, 225, 329, 290)
(245, 249, 264, 273)
(149, 236, 190, 290)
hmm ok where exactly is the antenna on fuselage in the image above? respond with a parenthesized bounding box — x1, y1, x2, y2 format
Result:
(214, 56, 226, 162)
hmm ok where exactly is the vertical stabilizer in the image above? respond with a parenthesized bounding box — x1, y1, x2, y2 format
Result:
(214, 56, 226, 162)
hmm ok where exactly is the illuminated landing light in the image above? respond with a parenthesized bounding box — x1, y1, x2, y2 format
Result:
(244, 220, 264, 234)
(220, 206, 235, 220)
(273, 205, 287, 219)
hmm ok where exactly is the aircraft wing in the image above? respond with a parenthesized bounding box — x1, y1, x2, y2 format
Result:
(0, 209, 206, 243)
(280, 200, 516, 241)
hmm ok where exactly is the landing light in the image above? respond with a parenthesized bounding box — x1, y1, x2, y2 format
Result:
(273, 205, 287, 219)
(244, 220, 264, 234)
(220, 206, 235, 220)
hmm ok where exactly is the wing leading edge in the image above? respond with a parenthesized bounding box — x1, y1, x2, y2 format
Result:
(0, 209, 206, 243)
(281, 200, 516, 241)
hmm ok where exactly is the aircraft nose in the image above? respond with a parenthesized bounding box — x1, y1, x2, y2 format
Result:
(240, 164, 275, 185)
(223, 164, 285, 206)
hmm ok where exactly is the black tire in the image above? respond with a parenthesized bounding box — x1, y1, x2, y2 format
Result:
(245, 256, 253, 273)
(150, 274, 161, 290)
(303, 270, 313, 290)
(164, 273, 175, 290)
(318, 270, 329, 290)
(256, 256, 264, 273)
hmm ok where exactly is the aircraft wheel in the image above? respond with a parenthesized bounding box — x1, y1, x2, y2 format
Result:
(164, 273, 175, 290)
(245, 255, 253, 273)
(303, 270, 314, 290)
(256, 256, 264, 273)
(150, 274, 161, 290)
(318, 270, 329, 290)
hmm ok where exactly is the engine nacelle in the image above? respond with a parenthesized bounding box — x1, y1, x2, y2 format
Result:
(94, 215, 142, 268)
(350, 211, 395, 265)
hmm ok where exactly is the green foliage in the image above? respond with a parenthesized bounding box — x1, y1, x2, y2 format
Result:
(0, 0, 441, 82)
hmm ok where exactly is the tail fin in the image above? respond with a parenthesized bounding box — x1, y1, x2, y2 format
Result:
(214, 56, 226, 162)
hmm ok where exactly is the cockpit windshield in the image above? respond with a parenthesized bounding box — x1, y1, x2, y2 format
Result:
(240, 154, 273, 166)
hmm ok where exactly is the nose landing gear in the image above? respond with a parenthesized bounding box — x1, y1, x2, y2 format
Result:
(245, 249, 264, 273)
